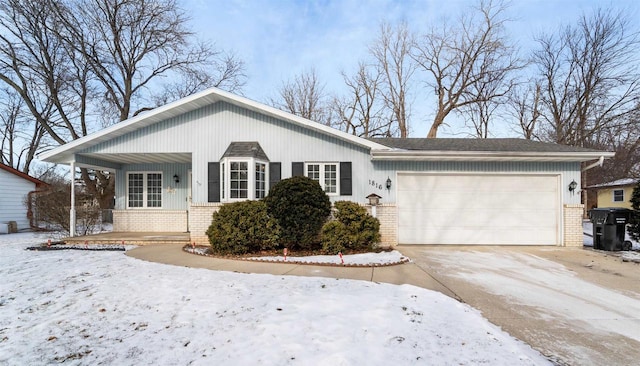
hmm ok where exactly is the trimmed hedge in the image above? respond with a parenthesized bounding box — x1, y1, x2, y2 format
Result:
(321, 201, 380, 254)
(206, 200, 280, 255)
(264, 176, 331, 250)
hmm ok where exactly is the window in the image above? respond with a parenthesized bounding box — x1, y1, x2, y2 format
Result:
(230, 161, 248, 199)
(613, 189, 624, 202)
(127, 172, 162, 208)
(256, 162, 266, 199)
(306, 163, 339, 194)
(219, 158, 268, 201)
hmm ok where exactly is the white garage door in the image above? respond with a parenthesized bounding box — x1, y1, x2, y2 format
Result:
(397, 173, 560, 245)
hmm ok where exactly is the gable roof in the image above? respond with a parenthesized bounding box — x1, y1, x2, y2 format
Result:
(0, 163, 47, 187)
(369, 138, 614, 162)
(587, 178, 640, 189)
(39, 87, 389, 165)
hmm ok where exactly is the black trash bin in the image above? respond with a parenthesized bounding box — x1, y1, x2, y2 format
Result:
(589, 208, 633, 251)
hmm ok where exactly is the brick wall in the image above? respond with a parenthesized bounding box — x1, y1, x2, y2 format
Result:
(364, 204, 397, 248)
(188, 203, 223, 245)
(563, 204, 584, 247)
(113, 210, 187, 232)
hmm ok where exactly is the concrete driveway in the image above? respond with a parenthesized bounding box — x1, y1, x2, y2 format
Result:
(397, 246, 640, 365)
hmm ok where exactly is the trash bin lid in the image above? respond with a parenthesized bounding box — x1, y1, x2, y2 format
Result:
(589, 208, 633, 224)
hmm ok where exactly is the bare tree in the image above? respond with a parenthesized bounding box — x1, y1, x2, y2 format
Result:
(531, 8, 640, 146)
(153, 51, 246, 106)
(270, 68, 330, 124)
(0, 0, 245, 209)
(413, 0, 521, 137)
(369, 22, 416, 138)
(332, 62, 395, 137)
(508, 82, 542, 140)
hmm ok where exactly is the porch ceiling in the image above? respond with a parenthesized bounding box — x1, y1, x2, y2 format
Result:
(82, 152, 192, 165)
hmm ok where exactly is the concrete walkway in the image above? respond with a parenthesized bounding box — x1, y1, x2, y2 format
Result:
(126, 244, 458, 299)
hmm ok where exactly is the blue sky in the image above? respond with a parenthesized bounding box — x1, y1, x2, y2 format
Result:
(184, 0, 639, 137)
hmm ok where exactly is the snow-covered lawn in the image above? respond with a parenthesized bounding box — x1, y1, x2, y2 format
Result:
(0, 232, 550, 365)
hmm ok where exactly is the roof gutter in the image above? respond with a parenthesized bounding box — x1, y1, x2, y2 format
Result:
(581, 155, 605, 172)
(370, 150, 615, 162)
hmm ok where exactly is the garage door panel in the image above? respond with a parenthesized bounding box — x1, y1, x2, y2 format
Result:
(398, 208, 557, 228)
(397, 174, 559, 245)
(399, 227, 558, 245)
(398, 191, 558, 210)
(398, 175, 557, 193)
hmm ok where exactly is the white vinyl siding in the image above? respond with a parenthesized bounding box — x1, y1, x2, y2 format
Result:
(306, 163, 339, 195)
(0, 168, 37, 231)
(127, 172, 162, 208)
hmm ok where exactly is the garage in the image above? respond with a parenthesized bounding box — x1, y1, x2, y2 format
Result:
(397, 173, 560, 245)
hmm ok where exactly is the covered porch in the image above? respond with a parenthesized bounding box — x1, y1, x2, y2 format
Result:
(63, 232, 191, 246)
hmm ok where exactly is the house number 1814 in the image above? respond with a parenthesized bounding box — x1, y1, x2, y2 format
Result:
(368, 179, 383, 190)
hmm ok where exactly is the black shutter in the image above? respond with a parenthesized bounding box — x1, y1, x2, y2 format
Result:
(340, 162, 352, 196)
(208, 162, 220, 202)
(292, 162, 304, 177)
(269, 162, 281, 188)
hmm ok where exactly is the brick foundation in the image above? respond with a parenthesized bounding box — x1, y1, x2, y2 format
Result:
(364, 204, 397, 248)
(188, 203, 223, 245)
(113, 210, 187, 232)
(563, 204, 584, 247)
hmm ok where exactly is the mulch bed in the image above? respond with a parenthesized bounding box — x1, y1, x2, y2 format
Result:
(182, 245, 409, 267)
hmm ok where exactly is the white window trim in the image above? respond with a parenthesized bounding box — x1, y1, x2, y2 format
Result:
(126, 171, 163, 209)
(613, 189, 624, 202)
(305, 162, 340, 196)
(220, 157, 269, 202)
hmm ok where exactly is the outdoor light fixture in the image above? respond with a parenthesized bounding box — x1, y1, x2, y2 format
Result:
(386, 177, 392, 190)
(173, 174, 180, 184)
(568, 179, 578, 193)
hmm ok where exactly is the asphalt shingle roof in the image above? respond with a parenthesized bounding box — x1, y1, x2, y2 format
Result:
(222, 142, 270, 161)
(369, 138, 603, 153)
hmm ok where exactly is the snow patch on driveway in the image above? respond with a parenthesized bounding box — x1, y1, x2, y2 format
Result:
(426, 250, 640, 342)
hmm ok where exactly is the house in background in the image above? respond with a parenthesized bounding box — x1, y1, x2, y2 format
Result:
(0, 163, 48, 233)
(39, 87, 614, 247)
(588, 178, 639, 210)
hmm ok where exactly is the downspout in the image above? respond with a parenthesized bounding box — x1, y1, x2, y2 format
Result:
(581, 156, 604, 172)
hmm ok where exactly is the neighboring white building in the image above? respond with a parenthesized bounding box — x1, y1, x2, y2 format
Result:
(40, 88, 614, 247)
(0, 163, 47, 232)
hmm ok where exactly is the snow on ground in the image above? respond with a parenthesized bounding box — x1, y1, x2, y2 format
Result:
(0, 232, 550, 365)
(425, 250, 640, 344)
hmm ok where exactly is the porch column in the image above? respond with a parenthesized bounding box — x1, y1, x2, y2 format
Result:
(69, 161, 76, 237)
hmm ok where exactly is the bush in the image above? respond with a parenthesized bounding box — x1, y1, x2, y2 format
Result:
(264, 176, 331, 250)
(206, 200, 280, 255)
(629, 182, 640, 242)
(321, 201, 380, 254)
